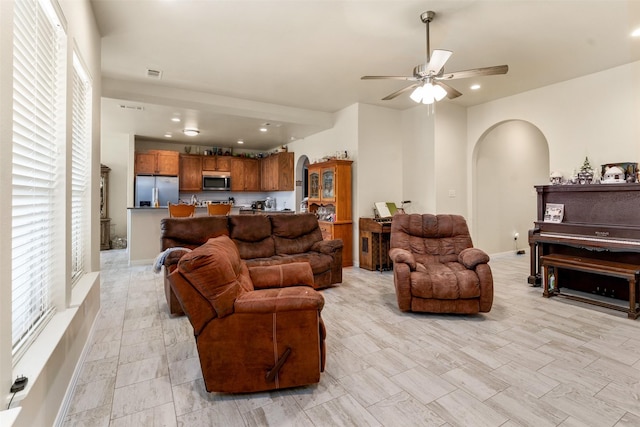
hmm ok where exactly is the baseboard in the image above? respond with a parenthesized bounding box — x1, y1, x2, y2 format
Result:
(53, 308, 100, 427)
(490, 249, 527, 259)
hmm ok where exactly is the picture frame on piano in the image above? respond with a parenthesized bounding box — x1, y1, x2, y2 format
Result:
(543, 203, 564, 223)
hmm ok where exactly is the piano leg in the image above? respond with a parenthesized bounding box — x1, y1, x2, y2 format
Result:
(629, 276, 639, 320)
(528, 240, 541, 286)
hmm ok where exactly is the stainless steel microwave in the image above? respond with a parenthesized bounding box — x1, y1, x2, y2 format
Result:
(202, 172, 231, 191)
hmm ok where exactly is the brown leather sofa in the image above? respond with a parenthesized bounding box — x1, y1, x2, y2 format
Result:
(389, 213, 493, 314)
(168, 235, 326, 393)
(160, 213, 343, 315)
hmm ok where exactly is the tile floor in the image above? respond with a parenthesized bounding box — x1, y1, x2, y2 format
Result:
(62, 250, 640, 426)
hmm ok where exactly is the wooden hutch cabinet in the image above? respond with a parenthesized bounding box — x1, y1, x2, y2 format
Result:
(307, 159, 353, 266)
(100, 164, 111, 250)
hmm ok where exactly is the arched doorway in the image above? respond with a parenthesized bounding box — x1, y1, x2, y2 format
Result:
(295, 155, 310, 212)
(472, 120, 549, 255)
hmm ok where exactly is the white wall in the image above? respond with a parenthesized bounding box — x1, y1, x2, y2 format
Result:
(400, 106, 436, 213)
(434, 102, 468, 216)
(473, 120, 549, 254)
(356, 103, 403, 219)
(468, 60, 640, 182)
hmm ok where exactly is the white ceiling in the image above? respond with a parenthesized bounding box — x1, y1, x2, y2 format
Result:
(92, 0, 640, 151)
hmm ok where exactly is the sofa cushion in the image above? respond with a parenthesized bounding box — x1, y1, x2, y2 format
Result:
(177, 235, 252, 318)
(271, 213, 323, 255)
(229, 215, 275, 259)
(280, 253, 332, 275)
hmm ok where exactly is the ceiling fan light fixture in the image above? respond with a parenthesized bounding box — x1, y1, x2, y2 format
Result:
(433, 84, 447, 101)
(409, 85, 424, 103)
(410, 82, 445, 105)
(421, 83, 436, 104)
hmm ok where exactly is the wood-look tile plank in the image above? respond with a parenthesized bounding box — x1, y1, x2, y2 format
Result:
(304, 394, 381, 427)
(541, 383, 626, 426)
(110, 376, 173, 419)
(428, 389, 509, 427)
(110, 402, 177, 427)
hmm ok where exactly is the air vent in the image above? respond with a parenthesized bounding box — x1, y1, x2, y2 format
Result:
(146, 68, 163, 79)
(119, 104, 144, 111)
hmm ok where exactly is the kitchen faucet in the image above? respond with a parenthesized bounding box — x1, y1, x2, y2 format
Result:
(191, 194, 198, 205)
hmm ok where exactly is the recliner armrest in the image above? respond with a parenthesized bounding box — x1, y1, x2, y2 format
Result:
(389, 248, 416, 270)
(163, 250, 189, 268)
(311, 239, 343, 254)
(459, 247, 490, 269)
(234, 287, 324, 314)
(248, 262, 315, 289)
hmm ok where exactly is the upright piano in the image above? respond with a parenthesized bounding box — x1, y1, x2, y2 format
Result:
(528, 183, 640, 304)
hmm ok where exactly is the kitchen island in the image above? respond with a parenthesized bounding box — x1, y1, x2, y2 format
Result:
(126, 206, 294, 265)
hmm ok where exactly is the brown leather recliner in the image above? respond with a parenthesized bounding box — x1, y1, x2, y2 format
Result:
(168, 235, 326, 393)
(389, 213, 493, 314)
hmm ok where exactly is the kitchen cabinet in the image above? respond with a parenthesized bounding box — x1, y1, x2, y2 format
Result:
(231, 157, 260, 191)
(307, 159, 353, 266)
(260, 152, 294, 191)
(179, 154, 202, 191)
(202, 155, 230, 172)
(135, 150, 179, 175)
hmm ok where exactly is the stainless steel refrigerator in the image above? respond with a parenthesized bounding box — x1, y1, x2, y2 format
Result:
(135, 176, 179, 207)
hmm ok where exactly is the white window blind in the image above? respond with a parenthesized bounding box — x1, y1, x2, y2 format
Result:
(12, 0, 66, 358)
(71, 54, 91, 284)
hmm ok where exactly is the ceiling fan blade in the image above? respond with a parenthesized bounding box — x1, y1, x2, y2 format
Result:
(426, 49, 452, 74)
(361, 75, 418, 81)
(382, 84, 419, 101)
(437, 65, 508, 80)
(435, 82, 462, 99)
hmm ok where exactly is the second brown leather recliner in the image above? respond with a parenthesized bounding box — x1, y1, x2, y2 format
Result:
(389, 213, 493, 314)
(168, 234, 326, 393)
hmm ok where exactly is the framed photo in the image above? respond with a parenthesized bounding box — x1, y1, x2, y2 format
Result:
(544, 203, 564, 223)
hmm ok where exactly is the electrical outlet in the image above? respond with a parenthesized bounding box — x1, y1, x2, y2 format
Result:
(10, 376, 27, 393)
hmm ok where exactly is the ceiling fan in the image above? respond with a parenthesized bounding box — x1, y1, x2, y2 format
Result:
(361, 11, 508, 104)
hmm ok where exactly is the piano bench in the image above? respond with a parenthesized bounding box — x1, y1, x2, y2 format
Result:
(540, 254, 640, 320)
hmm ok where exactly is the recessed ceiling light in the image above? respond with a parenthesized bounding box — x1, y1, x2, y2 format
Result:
(171, 117, 181, 122)
(237, 139, 244, 144)
(632, 27, 640, 37)
(470, 84, 481, 90)
(259, 127, 268, 132)
(183, 128, 200, 136)
(164, 133, 172, 138)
